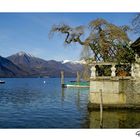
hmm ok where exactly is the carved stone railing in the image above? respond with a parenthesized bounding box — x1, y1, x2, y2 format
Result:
(90, 62, 132, 79)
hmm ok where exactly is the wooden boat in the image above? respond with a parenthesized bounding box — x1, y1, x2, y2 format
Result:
(0, 80, 5, 84)
(61, 71, 89, 88)
(64, 81, 89, 88)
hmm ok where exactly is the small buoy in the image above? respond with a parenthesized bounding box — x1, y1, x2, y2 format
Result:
(43, 81, 46, 84)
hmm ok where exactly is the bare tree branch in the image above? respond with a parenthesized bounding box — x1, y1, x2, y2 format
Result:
(132, 13, 140, 34)
(50, 19, 134, 63)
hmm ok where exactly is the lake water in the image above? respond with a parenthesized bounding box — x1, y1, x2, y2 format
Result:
(0, 78, 140, 128)
(0, 78, 89, 128)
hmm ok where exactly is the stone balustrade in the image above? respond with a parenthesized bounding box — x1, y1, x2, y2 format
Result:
(88, 62, 140, 110)
(90, 62, 132, 79)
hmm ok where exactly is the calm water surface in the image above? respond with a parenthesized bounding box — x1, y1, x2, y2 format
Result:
(0, 78, 140, 128)
(0, 78, 89, 128)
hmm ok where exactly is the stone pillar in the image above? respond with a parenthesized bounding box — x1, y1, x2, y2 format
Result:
(111, 65, 116, 77)
(133, 55, 140, 79)
(131, 64, 135, 78)
(133, 63, 140, 79)
(91, 65, 96, 79)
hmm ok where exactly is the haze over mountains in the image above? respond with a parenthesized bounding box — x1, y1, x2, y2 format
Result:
(0, 51, 84, 77)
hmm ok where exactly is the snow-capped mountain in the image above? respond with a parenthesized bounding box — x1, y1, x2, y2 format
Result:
(17, 51, 35, 57)
(62, 59, 86, 64)
(5, 51, 84, 77)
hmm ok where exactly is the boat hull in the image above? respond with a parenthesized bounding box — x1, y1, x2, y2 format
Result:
(64, 81, 90, 88)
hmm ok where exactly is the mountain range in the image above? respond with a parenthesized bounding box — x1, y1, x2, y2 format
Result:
(0, 51, 84, 78)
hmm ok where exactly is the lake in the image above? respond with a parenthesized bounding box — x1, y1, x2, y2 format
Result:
(0, 78, 140, 128)
(0, 78, 89, 128)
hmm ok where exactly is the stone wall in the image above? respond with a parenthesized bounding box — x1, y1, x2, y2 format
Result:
(88, 77, 140, 110)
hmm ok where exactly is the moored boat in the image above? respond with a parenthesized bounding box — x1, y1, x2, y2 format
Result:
(0, 80, 5, 84)
(64, 81, 89, 88)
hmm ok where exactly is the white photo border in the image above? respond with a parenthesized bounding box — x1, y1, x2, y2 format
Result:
(0, 0, 140, 140)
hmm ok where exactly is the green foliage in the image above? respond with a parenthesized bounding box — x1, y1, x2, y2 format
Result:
(96, 65, 111, 76)
(115, 44, 135, 63)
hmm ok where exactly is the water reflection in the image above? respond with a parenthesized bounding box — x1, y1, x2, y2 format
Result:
(61, 88, 65, 104)
(61, 88, 81, 110)
(61, 88, 89, 109)
(76, 89, 80, 111)
(89, 110, 140, 128)
(2, 78, 140, 128)
(61, 87, 90, 128)
(0, 78, 90, 128)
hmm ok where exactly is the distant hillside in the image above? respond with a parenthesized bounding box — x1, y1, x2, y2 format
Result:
(6, 51, 84, 77)
(0, 56, 28, 77)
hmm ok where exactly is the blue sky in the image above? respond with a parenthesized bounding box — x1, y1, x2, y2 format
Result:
(0, 13, 138, 61)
